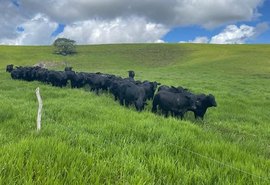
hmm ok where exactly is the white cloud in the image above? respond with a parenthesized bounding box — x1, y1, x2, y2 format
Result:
(193, 37, 209, 43)
(59, 17, 169, 44)
(253, 22, 269, 37)
(21, 0, 263, 28)
(0, 14, 58, 45)
(0, 1, 26, 40)
(180, 23, 269, 44)
(155, 39, 166, 43)
(210, 25, 255, 44)
(180, 36, 209, 44)
(0, 0, 267, 45)
(210, 23, 269, 44)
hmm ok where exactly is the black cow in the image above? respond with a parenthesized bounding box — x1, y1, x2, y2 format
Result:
(152, 91, 196, 119)
(128, 70, 135, 79)
(36, 68, 49, 83)
(108, 77, 130, 101)
(190, 94, 217, 120)
(66, 72, 88, 88)
(10, 67, 23, 79)
(65, 70, 77, 88)
(87, 73, 107, 94)
(6, 64, 14, 73)
(119, 82, 147, 111)
(47, 71, 67, 87)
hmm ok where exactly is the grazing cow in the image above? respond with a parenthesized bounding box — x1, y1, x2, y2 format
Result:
(6, 64, 14, 73)
(152, 91, 196, 119)
(128, 70, 135, 79)
(190, 94, 217, 120)
(119, 82, 147, 111)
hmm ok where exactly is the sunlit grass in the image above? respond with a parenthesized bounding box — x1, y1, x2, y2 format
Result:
(0, 44, 269, 184)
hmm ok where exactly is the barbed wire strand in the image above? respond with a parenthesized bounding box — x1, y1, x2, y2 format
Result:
(169, 143, 270, 182)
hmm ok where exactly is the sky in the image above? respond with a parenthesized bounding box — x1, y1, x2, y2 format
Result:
(0, 0, 269, 45)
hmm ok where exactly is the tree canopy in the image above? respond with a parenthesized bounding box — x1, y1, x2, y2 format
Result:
(53, 38, 76, 56)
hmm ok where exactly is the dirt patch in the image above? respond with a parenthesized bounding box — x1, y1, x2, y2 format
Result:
(34, 61, 70, 68)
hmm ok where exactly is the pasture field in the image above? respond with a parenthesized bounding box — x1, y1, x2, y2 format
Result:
(0, 44, 269, 184)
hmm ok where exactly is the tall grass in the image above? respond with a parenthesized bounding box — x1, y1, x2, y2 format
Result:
(0, 44, 269, 184)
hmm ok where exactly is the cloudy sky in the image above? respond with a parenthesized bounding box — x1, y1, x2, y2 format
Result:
(0, 0, 269, 45)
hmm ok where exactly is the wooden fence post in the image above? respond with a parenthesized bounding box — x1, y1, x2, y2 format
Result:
(36, 87, 43, 131)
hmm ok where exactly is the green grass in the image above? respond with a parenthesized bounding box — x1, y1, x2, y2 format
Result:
(0, 44, 269, 184)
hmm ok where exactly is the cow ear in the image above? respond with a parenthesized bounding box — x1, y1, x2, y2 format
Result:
(208, 94, 215, 98)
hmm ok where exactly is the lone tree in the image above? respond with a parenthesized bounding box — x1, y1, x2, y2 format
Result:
(53, 38, 76, 55)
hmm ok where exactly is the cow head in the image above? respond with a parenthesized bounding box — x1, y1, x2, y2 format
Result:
(135, 99, 147, 112)
(207, 94, 217, 107)
(185, 94, 197, 110)
(64, 67, 73, 71)
(150, 81, 160, 92)
(128, 70, 135, 78)
(6, 64, 14, 73)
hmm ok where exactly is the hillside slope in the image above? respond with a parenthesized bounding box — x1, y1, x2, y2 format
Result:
(0, 44, 269, 184)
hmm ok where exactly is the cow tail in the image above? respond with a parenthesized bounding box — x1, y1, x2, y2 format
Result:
(152, 94, 158, 113)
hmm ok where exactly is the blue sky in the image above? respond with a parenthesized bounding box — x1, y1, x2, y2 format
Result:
(163, 0, 270, 43)
(0, 0, 269, 45)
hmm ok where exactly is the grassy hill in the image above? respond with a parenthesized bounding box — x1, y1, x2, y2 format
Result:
(0, 44, 269, 184)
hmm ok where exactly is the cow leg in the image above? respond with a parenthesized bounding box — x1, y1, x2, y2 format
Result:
(120, 98, 124, 106)
(162, 110, 168, 117)
(194, 113, 198, 119)
(135, 103, 142, 112)
(151, 98, 158, 113)
(125, 100, 130, 107)
(180, 114, 184, 120)
(135, 104, 139, 111)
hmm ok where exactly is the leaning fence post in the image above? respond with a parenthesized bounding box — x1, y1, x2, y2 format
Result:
(36, 87, 43, 131)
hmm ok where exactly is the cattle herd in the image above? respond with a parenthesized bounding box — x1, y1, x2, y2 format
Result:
(6, 64, 217, 120)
